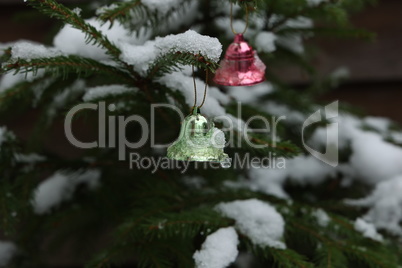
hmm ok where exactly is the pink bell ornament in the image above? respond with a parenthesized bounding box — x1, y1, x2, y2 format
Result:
(214, 34, 266, 86)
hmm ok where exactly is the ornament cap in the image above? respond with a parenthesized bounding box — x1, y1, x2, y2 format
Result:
(233, 33, 245, 43)
(225, 34, 254, 60)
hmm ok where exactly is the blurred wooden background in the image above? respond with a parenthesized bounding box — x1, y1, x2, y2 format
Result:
(0, 0, 401, 123)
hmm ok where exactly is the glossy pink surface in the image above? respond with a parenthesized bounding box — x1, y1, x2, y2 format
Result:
(214, 34, 266, 86)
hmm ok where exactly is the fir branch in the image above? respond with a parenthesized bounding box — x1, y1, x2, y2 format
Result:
(314, 246, 347, 268)
(286, 213, 398, 268)
(98, 0, 141, 26)
(2, 56, 133, 83)
(247, 242, 315, 268)
(316, 4, 350, 26)
(271, 248, 315, 268)
(229, 130, 301, 159)
(0, 75, 54, 116)
(138, 209, 233, 241)
(225, 104, 301, 158)
(91, 207, 230, 267)
(25, 0, 142, 81)
(26, 0, 121, 59)
(231, 0, 258, 8)
(340, 0, 377, 11)
(98, 0, 194, 32)
(268, 1, 348, 31)
(0, 47, 12, 64)
(147, 51, 220, 79)
(342, 245, 397, 268)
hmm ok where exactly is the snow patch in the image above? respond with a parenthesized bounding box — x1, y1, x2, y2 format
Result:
(283, 16, 313, 29)
(119, 41, 158, 74)
(10, 41, 62, 60)
(0, 70, 45, 93)
(182, 176, 206, 189)
(345, 175, 402, 236)
(246, 168, 289, 199)
(309, 114, 359, 150)
(142, 0, 181, 14)
(263, 101, 305, 125)
(193, 227, 239, 268)
(14, 153, 46, 163)
(0, 241, 16, 267)
(0, 127, 15, 147)
(272, 16, 313, 54)
(83, 85, 138, 101)
(255, 31, 277, 53)
(32, 169, 101, 214)
(47, 80, 86, 119)
(216, 199, 286, 249)
(121, 30, 222, 75)
(0, 127, 8, 147)
(155, 30, 222, 62)
(349, 131, 402, 184)
(72, 7, 82, 15)
(306, 0, 328, 6)
(391, 131, 402, 144)
(313, 209, 330, 227)
(54, 18, 149, 61)
(244, 156, 336, 199)
(228, 82, 274, 104)
(363, 116, 391, 133)
(276, 35, 305, 54)
(310, 113, 402, 185)
(330, 67, 350, 81)
(354, 218, 383, 242)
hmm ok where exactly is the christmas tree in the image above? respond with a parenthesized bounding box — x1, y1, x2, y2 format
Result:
(0, 0, 401, 267)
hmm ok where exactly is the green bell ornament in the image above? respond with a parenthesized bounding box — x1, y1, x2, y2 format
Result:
(167, 107, 231, 168)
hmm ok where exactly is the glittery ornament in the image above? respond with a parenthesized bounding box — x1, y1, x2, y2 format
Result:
(214, 34, 266, 86)
(167, 108, 231, 168)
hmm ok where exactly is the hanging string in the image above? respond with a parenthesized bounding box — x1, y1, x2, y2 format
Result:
(230, 2, 249, 35)
(198, 69, 208, 109)
(191, 66, 209, 112)
(192, 65, 197, 110)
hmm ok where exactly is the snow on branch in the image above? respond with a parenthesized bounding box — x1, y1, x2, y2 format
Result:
(97, 0, 197, 33)
(216, 199, 286, 249)
(53, 18, 150, 62)
(142, 0, 182, 15)
(32, 169, 101, 214)
(0, 126, 15, 147)
(9, 41, 62, 61)
(26, 0, 122, 60)
(155, 30, 222, 63)
(83, 85, 138, 102)
(193, 227, 239, 268)
(3, 56, 133, 83)
(346, 175, 402, 237)
(0, 241, 17, 267)
(120, 30, 222, 76)
(354, 218, 383, 242)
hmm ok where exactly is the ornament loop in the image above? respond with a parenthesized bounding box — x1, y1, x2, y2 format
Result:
(192, 65, 197, 109)
(198, 69, 208, 109)
(191, 65, 209, 112)
(230, 2, 249, 35)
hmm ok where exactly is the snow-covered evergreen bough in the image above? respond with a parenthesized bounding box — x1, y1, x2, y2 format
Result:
(0, 0, 401, 267)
